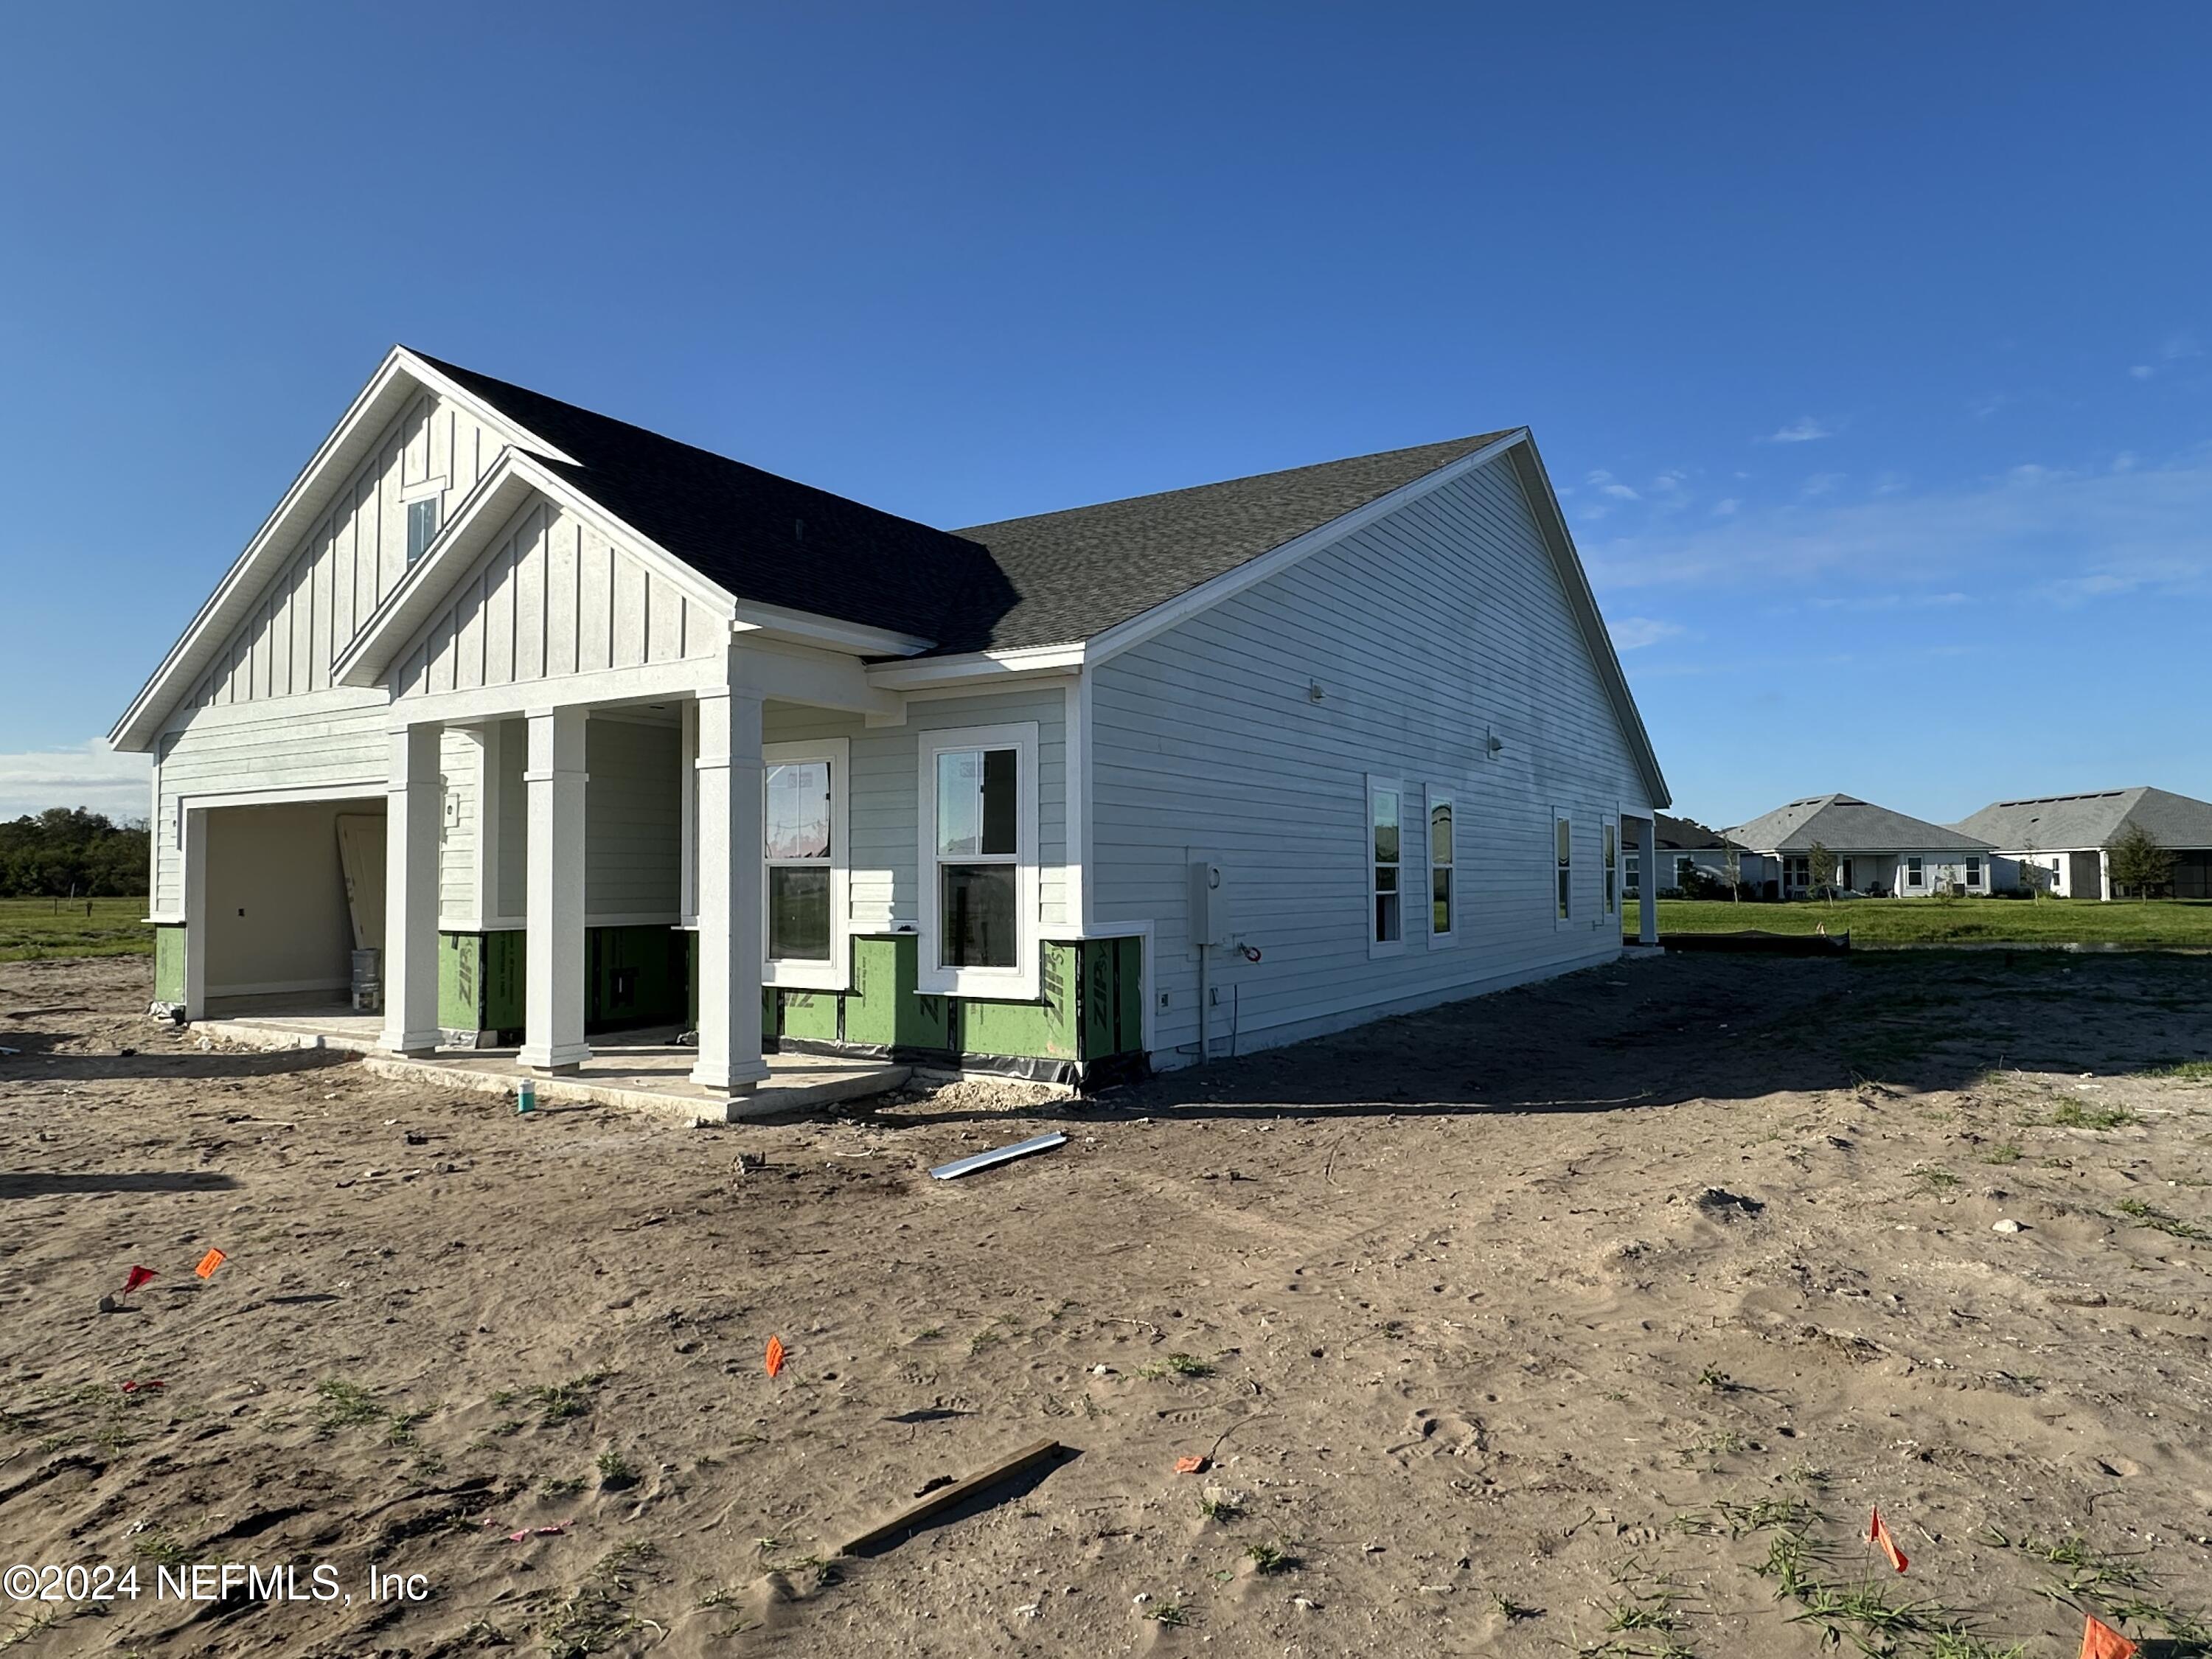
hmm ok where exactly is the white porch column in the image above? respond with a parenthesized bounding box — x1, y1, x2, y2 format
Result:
(380, 723, 443, 1056)
(521, 707, 591, 1074)
(1637, 814, 1660, 945)
(690, 684, 771, 1094)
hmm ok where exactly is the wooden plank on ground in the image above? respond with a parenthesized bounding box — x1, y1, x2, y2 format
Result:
(836, 1439, 1063, 1557)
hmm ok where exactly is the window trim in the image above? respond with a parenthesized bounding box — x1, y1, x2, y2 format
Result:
(1624, 849, 1640, 899)
(762, 738, 849, 991)
(1554, 810, 1573, 927)
(917, 722, 1040, 998)
(1906, 855, 1924, 889)
(1964, 855, 1983, 889)
(1602, 821, 1618, 917)
(1368, 775, 1405, 959)
(1426, 785, 1457, 950)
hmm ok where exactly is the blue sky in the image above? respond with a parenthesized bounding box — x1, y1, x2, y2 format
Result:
(3, 3, 2207, 827)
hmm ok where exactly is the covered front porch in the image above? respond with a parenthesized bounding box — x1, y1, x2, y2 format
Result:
(195, 1000, 909, 1121)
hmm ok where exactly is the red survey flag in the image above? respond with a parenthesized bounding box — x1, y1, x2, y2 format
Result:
(122, 1266, 157, 1294)
(765, 1336, 786, 1378)
(195, 1249, 226, 1279)
(1867, 1506, 1908, 1573)
(2079, 1615, 2138, 1659)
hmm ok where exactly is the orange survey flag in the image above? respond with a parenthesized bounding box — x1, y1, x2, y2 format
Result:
(195, 1249, 226, 1279)
(765, 1336, 786, 1378)
(2080, 1614, 2137, 1659)
(1867, 1507, 1908, 1573)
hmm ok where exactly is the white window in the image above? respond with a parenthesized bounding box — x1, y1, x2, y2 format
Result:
(1965, 856, 1983, 888)
(1907, 856, 1924, 888)
(1368, 777, 1403, 955)
(1624, 851, 1640, 897)
(1784, 855, 1810, 893)
(1554, 813, 1573, 923)
(919, 723, 1038, 997)
(406, 495, 441, 563)
(1603, 822, 1618, 916)
(1677, 854, 1697, 889)
(1427, 788, 1455, 947)
(762, 740, 848, 990)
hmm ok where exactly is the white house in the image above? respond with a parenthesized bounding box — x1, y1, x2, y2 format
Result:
(1952, 787, 2212, 900)
(1725, 794, 1995, 898)
(111, 347, 1669, 1113)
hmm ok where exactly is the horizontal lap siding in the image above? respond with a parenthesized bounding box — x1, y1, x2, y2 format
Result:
(1091, 456, 1652, 1061)
(764, 687, 1068, 931)
(190, 394, 503, 709)
(152, 698, 392, 913)
(394, 497, 708, 700)
(585, 719, 682, 919)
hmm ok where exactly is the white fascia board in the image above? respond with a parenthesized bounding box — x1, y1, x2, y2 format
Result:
(333, 449, 739, 689)
(1079, 431, 1532, 671)
(864, 642, 1088, 690)
(731, 600, 934, 658)
(1503, 439, 1674, 812)
(109, 347, 580, 754)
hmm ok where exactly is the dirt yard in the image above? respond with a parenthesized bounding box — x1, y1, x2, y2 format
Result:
(4, 950, 2211, 1659)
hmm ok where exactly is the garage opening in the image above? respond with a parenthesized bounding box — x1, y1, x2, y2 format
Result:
(201, 797, 386, 1017)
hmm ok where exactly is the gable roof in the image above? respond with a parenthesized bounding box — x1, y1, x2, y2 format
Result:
(1727, 793, 1994, 855)
(116, 349, 1669, 811)
(950, 434, 1514, 653)
(410, 354, 1010, 650)
(1951, 786, 2212, 852)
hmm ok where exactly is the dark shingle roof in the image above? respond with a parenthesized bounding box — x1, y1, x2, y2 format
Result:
(417, 350, 1512, 655)
(413, 352, 1010, 647)
(950, 434, 1517, 651)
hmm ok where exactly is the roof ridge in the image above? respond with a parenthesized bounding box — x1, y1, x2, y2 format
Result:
(953, 431, 1519, 535)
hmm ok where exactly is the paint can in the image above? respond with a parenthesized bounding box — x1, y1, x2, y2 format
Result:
(517, 1079, 535, 1115)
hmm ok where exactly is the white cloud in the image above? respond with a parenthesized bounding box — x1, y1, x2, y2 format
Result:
(1801, 472, 1846, 497)
(1762, 417, 1834, 444)
(1581, 449, 2212, 603)
(1608, 616, 1685, 651)
(0, 740, 152, 821)
(1586, 468, 1641, 501)
(2130, 364, 2157, 380)
(1712, 497, 1740, 517)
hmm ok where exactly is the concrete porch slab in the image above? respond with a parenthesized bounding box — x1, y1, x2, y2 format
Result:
(193, 1006, 908, 1124)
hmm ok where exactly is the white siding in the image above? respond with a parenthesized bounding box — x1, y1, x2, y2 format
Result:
(151, 697, 391, 915)
(1089, 455, 1654, 1064)
(390, 496, 711, 700)
(762, 687, 1070, 931)
(495, 717, 528, 921)
(437, 728, 477, 922)
(585, 717, 683, 920)
(188, 392, 504, 709)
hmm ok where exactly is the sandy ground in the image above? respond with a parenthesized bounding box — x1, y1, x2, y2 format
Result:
(3, 949, 2211, 1659)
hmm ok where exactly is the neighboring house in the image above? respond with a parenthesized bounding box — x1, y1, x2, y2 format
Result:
(109, 347, 1670, 1109)
(1725, 794, 1994, 898)
(1950, 787, 2212, 900)
(1624, 813, 1745, 897)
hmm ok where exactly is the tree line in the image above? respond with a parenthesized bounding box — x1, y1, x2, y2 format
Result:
(0, 808, 150, 897)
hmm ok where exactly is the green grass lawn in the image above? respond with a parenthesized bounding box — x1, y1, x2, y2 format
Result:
(1624, 895, 2212, 946)
(0, 896, 155, 962)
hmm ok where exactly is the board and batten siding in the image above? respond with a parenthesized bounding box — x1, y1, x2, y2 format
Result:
(762, 687, 1070, 933)
(1089, 453, 1653, 1064)
(389, 497, 715, 700)
(187, 392, 507, 710)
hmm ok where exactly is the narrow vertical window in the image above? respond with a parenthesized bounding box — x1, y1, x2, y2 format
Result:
(1603, 823, 1618, 916)
(937, 747, 1020, 967)
(1427, 790, 1455, 945)
(1555, 814, 1573, 922)
(1907, 856, 1924, 888)
(1370, 781, 1402, 950)
(406, 495, 441, 563)
(1965, 856, 1982, 888)
(764, 759, 832, 961)
(1624, 850, 1640, 897)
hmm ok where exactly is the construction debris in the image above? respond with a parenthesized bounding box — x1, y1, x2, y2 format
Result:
(837, 1438, 1063, 1556)
(928, 1132, 1067, 1181)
